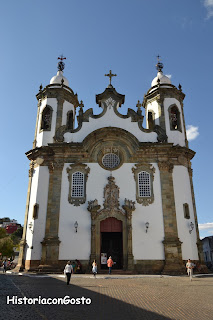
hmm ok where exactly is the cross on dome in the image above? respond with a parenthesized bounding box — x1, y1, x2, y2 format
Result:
(105, 70, 117, 86)
(57, 55, 66, 72)
(156, 55, 164, 72)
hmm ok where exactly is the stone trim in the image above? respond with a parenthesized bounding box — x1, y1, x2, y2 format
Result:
(132, 163, 155, 206)
(67, 163, 90, 206)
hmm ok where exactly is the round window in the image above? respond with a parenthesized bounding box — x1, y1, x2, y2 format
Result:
(102, 153, 120, 169)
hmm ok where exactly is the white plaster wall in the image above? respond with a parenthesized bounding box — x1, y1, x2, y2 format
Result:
(146, 100, 160, 127)
(25, 166, 49, 261)
(173, 166, 199, 260)
(132, 164, 165, 260)
(63, 105, 158, 143)
(164, 98, 186, 147)
(36, 98, 57, 147)
(61, 101, 75, 126)
(58, 163, 165, 261)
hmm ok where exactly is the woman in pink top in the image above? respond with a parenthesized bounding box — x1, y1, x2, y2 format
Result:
(107, 256, 114, 274)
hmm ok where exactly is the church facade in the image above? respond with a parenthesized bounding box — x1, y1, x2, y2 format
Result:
(17, 58, 204, 274)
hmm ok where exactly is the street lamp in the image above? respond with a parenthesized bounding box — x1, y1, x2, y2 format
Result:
(189, 222, 194, 234)
(74, 221, 78, 233)
(145, 222, 149, 233)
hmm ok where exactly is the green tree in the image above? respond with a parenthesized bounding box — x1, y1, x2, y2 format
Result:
(0, 237, 14, 257)
(0, 228, 7, 239)
(10, 227, 23, 245)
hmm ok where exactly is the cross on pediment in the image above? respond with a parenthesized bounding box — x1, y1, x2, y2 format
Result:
(105, 70, 117, 86)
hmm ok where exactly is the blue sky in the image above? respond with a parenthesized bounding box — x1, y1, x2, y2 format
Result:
(0, 0, 212, 239)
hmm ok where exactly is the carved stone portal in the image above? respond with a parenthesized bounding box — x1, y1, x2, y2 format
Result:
(87, 176, 135, 270)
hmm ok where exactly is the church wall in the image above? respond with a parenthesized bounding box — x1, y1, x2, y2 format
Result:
(25, 166, 49, 261)
(63, 106, 158, 143)
(164, 98, 185, 147)
(173, 165, 199, 260)
(58, 162, 165, 262)
(26, 167, 49, 260)
(133, 164, 165, 260)
(36, 98, 57, 147)
(25, 167, 39, 261)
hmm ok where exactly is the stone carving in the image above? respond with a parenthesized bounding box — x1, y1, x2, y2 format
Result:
(153, 125, 168, 143)
(103, 176, 120, 210)
(105, 97, 115, 109)
(28, 163, 34, 177)
(158, 161, 174, 173)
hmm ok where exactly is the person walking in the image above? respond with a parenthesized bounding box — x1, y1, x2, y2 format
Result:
(107, 256, 114, 275)
(186, 259, 194, 281)
(2, 259, 7, 273)
(64, 261, 73, 285)
(92, 260, 97, 278)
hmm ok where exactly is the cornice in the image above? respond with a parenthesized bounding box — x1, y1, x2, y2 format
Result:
(36, 85, 79, 108)
(142, 86, 185, 108)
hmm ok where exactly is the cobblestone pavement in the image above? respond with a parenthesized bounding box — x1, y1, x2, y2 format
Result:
(1, 273, 213, 320)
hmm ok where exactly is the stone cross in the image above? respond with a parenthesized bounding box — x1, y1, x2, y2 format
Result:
(105, 70, 117, 86)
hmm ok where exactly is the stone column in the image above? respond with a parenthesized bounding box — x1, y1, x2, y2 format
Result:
(55, 96, 64, 133)
(40, 160, 64, 268)
(158, 161, 185, 274)
(87, 201, 101, 270)
(122, 200, 135, 271)
(15, 162, 34, 272)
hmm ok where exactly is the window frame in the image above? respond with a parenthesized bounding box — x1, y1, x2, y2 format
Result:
(132, 163, 155, 206)
(67, 163, 90, 206)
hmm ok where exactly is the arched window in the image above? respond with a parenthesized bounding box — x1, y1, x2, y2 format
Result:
(72, 172, 84, 198)
(67, 111, 74, 130)
(148, 111, 155, 130)
(183, 203, 190, 219)
(169, 105, 181, 131)
(40, 106, 53, 131)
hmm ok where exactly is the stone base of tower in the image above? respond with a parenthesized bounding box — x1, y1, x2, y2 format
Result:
(161, 262, 186, 275)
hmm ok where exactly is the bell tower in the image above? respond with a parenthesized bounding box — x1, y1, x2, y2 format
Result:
(143, 57, 188, 147)
(34, 56, 79, 148)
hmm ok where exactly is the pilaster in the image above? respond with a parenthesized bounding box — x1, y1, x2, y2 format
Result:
(158, 160, 185, 274)
(40, 160, 64, 266)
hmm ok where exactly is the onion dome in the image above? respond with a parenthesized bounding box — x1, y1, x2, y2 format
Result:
(50, 55, 69, 86)
(50, 70, 69, 86)
(151, 56, 171, 87)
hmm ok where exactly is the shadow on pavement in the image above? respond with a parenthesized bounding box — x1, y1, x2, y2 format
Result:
(0, 274, 172, 320)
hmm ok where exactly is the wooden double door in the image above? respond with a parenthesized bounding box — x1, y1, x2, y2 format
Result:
(100, 217, 123, 269)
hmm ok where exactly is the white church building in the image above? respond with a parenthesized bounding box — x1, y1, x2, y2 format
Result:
(17, 57, 205, 274)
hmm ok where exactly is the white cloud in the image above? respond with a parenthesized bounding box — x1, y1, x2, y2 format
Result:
(186, 125, 199, 141)
(199, 222, 213, 237)
(198, 222, 213, 230)
(204, 0, 213, 19)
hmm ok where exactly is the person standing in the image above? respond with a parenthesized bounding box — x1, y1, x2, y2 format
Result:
(107, 256, 114, 275)
(186, 259, 194, 281)
(64, 261, 73, 285)
(92, 260, 97, 278)
(2, 259, 7, 273)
